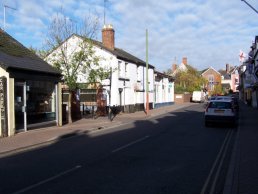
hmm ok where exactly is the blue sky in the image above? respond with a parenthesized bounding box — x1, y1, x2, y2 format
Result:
(1, 0, 258, 72)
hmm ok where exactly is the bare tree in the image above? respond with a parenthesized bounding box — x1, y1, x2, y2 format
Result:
(45, 9, 99, 50)
(45, 10, 109, 123)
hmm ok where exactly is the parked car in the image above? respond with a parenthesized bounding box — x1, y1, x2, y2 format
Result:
(210, 95, 239, 112)
(208, 96, 217, 101)
(192, 91, 205, 103)
(204, 99, 238, 127)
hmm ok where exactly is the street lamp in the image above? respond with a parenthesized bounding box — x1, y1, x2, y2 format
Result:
(241, 0, 258, 14)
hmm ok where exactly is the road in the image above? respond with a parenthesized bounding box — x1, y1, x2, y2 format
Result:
(0, 104, 236, 194)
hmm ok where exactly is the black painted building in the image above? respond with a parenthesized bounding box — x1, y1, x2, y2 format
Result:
(0, 29, 62, 137)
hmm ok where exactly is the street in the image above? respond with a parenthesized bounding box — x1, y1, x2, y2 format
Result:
(0, 104, 236, 194)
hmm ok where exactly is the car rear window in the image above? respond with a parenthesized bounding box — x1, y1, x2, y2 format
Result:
(208, 101, 232, 109)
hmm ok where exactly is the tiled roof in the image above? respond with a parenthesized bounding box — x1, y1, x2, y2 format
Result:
(154, 70, 174, 82)
(218, 70, 231, 79)
(75, 34, 155, 69)
(200, 68, 208, 74)
(0, 29, 61, 76)
(201, 67, 221, 76)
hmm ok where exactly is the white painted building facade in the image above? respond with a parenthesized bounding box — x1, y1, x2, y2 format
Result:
(154, 71, 174, 108)
(46, 25, 157, 113)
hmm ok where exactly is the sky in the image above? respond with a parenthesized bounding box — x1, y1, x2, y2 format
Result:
(1, 0, 258, 72)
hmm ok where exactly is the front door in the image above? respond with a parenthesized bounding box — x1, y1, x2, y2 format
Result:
(15, 82, 27, 132)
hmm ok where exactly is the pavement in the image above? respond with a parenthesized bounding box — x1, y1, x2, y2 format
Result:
(0, 102, 192, 158)
(224, 102, 258, 194)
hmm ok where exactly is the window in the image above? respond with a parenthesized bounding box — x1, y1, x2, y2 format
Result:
(26, 80, 56, 124)
(137, 66, 141, 81)
(208, 75, 214, 91)
(118, 61, 122, 77)
(208, 75, 214, 83)
(125, 62, 128, 77)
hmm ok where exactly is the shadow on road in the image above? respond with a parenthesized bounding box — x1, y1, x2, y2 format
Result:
(0, 105, 234, 194)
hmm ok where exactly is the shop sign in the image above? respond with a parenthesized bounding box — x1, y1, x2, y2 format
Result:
(0, 76, 8, 137)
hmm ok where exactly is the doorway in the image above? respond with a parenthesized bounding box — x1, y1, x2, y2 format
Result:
(15, 82, 27, 132)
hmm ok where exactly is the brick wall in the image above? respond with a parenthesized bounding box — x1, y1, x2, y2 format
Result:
(102, 25, 115, 50)
(174, 93, 191, 103)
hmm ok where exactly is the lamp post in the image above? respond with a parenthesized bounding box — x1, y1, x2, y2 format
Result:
(241, 0, 258, 14)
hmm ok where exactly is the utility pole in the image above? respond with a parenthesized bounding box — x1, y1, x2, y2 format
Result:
(145, 29, 149, 115)
(241, 0, 258, 14)
(3, 5, 17, 31)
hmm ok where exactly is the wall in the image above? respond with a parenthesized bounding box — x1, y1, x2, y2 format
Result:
(174, 93, 191, 104)
(0, 67, 15, 136)
(231, 73, 239, 92)
(202, 68, 221, 94)
(154, 76, 174, 108)
(46, 35, 156, 112)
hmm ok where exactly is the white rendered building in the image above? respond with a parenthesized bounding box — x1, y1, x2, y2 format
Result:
(46, 25, 156, 113)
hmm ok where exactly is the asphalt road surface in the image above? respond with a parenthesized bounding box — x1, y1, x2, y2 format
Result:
(0, 103, 236, 194)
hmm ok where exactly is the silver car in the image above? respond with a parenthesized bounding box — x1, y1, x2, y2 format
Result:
(204, 99, 237, 127)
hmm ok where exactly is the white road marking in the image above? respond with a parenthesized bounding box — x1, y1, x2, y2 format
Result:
(112, 135, 150, 153)
(12, 165, 82, 194)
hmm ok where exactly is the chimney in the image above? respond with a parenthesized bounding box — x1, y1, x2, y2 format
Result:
(172, 64, 177, 73)
(226, 64, 230, 73)
(182, 57, 187, 65)
(102, 24, 115, 50)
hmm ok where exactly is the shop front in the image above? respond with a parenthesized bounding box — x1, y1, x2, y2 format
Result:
(0, 29, 62, 137)
(0, 68, 62, 137)
(14, 80, 58, 131)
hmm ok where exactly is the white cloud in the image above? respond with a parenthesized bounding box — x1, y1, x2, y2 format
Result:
(2, 0, 258, 72)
